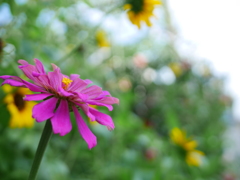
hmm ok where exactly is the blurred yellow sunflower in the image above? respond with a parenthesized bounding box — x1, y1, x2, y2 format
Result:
(170, 127, 204, 166)
(96, 30, 110, 47)
(124, 0, 162, 28)
(2, 84, 36, 128)
(169, 62, 183, 77)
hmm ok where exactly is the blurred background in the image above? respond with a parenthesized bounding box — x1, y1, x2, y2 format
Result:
(0, 0, 239, 179)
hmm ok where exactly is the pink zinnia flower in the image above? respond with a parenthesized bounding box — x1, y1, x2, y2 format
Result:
(0, 59, 119, 149)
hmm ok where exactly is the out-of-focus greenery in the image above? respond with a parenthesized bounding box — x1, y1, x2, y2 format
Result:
(0, 0, 234, 179)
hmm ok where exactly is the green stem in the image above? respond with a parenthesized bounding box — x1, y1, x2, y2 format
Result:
(28, 120, 53, 180)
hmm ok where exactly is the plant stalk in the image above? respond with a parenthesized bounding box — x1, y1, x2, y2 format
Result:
(28, 120, 52, 180)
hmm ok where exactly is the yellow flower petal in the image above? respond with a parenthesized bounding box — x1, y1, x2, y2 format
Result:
(4, 94, 14, 104)
(169, 62, 183, 77)
(184, 140, 197, 151)
(145, 0, 162, 5)
(170, 127, 204, 166)
(96, 30, 110, 47)
(2, 84, 13, 93)
(170, 127, 186, 146)
(124, 0, 162, 28)
(186, 150, 204, 166)
(123, 4, 132, 10)
(17, 87, 32, 95)
(8, 101, 36, 128)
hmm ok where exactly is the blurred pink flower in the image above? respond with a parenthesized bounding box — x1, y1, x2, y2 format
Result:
(223, 173, 236, 180)
(144, 148, 157, 161)
(133, 54, 148, 69)
(0, 59, 119, 149)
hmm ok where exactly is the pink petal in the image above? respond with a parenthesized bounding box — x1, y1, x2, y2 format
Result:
(68, 78, 88, 92)
(50, 99, 72, 136)
(89, 108, 115, 130)
(58, 87, 73, 97)
(72, 106, 97, 149)
(87, 97, 119, 110)
(24, 93, 52, 101)
(70, 74, 80, 80)
(81, 85, 102, 94)
(32, 71, 42, 77)
(94, 91, 111, 100)
(21, 79, 46, 92)
(18, 62, 38, 81)
(34, 59, 45, 74)
(87, 101, 113, 111)
(1, 76, 46, 92)
(76, 92, 89, 102)
(51, 63, 60, 71)
(94, 97, 119, 105)
(32, 97, 58, 122)
(0, 75, 14, 79)
(48, 68, 62, 91)
(18, 59, 29, 65)
(75, 103, 96, 121)
(81, 85, 103, 99)
(37, 74, 51, 87)
(84, 79, 92, 84)
(1, 79, 26, 87)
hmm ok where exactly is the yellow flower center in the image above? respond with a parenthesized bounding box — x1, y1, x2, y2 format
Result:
(96, 30, 110, 47)
(62, 77, 73, 90)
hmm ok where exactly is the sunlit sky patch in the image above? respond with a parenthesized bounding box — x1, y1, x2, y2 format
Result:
(0, 3, 12, 26)
(168, 0, 240, 121)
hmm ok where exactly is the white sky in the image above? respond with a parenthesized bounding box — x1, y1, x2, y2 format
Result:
(168, 0, 240, 121)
